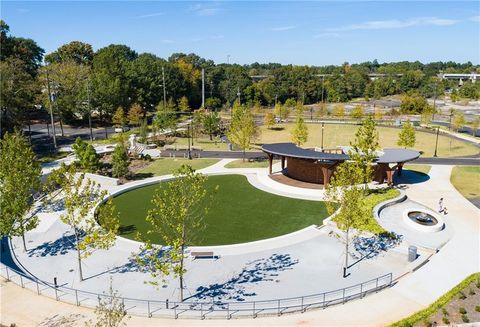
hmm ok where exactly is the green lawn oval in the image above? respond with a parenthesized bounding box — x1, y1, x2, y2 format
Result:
(111, 174, 330, 246)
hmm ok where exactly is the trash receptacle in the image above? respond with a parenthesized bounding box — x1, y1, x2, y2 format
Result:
(408, 245, 417, 262)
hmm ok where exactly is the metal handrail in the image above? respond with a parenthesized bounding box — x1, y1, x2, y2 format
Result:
(0, 262, 392, 319)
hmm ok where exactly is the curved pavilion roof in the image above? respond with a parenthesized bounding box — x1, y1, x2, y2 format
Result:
(261, 143, 420, 164)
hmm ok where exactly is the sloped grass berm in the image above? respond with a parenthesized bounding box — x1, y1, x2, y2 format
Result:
(110, 174, 330, 246)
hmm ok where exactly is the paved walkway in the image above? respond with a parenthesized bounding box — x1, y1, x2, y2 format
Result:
(2, 163, 479, 326)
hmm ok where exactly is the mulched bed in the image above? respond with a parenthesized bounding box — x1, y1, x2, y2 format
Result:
(415, 279, 480, 326)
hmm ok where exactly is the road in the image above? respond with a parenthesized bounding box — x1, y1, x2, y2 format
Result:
(161, 149, 480, 166)
(25, 122, 480, 165)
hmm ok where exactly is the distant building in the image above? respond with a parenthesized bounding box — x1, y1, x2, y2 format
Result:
(438, 73, 478, 84)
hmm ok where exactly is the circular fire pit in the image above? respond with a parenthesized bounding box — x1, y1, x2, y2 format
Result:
(403, 208, 444, 232)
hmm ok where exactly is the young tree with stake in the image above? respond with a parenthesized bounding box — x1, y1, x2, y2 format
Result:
(325, 161, 368, 278)
(44, 164, 119, 281)
(227, 101, 256, 161)
(397, 120, 416, 148)
(0, 131, 41, 251)
(135, 165, 214, 302)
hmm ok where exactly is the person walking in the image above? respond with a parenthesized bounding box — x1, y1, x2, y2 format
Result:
(439, 198, 444, 213)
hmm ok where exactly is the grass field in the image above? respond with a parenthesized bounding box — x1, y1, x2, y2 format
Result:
(225, 159, 279, 168)
(171, 136, 229, 151)
(112, 174, 330, 245)
(135, 158, 219, 177)
(257, 123, 479, 158)
(451, 166, 480, 199)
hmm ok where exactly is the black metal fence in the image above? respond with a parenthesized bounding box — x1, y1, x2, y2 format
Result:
(1, 263, 392, 319)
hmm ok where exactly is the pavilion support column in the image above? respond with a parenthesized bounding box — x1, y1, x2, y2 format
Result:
(281, 156, 285, 170)
(321, 166, 332, 186)
(386, 169, 394, 186)
(397, 162, 404, 176)
(267, 153, 273, 175)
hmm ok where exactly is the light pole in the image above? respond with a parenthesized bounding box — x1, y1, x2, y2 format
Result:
(432, 81, 437, 122)
(162, 66, 167, 112)
(45, 69, 57, 149)
(321, 122, 325, 150)
(433, 126, 440, 157)
(187, 122, 192, 160)
(87, 78, 93, 142)
(191, 113, 194, 147)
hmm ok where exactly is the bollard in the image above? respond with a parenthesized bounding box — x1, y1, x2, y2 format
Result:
(75, 290, 79, 305)
(54, 277, 57, 288)
(166, 299, 169, 309)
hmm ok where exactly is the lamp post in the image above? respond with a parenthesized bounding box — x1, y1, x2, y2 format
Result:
(187, 122, 192, 160)
(191, 113, 194, 147)
(433, 126, 440, 157)
(321, 122, 325, 151)
(432, 81, 437, 122)
(45, 69, 57, 149)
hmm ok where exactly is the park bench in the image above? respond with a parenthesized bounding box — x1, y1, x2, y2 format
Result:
(191, 251, 216, 260)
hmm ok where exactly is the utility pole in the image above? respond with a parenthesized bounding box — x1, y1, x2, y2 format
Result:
(162, 66, 167, 112)
(45, 69, 57, 149)
(187, 122, 192, 160)
(201, 68, 205, 108)
(237, 87, 241, 104)
(227, 55, 230, 64)
(87, 79, 93, 142)
(432, 81, 437, 122)
(433, 126, 440, 157)
(321, 75, 325, 104)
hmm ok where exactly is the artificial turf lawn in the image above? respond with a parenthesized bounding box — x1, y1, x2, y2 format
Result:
(111, 174, 329, 246)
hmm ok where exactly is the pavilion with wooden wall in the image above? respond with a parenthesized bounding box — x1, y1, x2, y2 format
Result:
(262, 143, 420, 186)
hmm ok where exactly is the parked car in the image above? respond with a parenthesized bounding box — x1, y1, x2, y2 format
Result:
(114, 126, 130, 133)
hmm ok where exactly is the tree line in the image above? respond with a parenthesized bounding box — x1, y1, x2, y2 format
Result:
(1, 19, 479, 136)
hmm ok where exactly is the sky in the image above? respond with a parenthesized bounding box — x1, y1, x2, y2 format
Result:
(1, 1, 479, 66)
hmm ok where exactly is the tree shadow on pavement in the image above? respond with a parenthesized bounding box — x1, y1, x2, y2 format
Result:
(187, 253, 299, 304)
(27, 232, 84, 257)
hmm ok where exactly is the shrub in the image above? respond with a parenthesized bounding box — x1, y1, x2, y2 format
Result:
(461, 314, 469, 323)
(441, 308, 448, 316)
(459, 307, 466, 314)
(80, 144, 100, 173)
(441, 317, 449, 325)
(72, 137, 88, 160)
(72, 137, 100, 172)
(468, 288, 475, 295)
(143, 154, 152, 161)
(112, 144, 129, 178)
(476, 279, 480, 288)
(459, 291, 466, 300)
(422, 319, 432, 327)
(475, 305, 480, 312)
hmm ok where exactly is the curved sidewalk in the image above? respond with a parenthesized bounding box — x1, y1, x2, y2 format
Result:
(3, 164, 479, 326)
